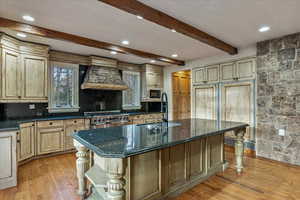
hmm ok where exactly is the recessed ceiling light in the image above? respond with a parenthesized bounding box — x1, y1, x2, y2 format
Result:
(110, 51, 117, 55)
(22, 15, 35, 22)
(171, 29, 176, 33)
(150, 60, 156, 63)
(17, 33, 27, 38)
(136, 15, 143, 20)
(171, 54, 178, 58)
(259, 26, 270, 32)
(122, 40, 130, 45)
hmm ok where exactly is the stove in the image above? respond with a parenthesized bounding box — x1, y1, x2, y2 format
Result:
(84, 110, 131, 129)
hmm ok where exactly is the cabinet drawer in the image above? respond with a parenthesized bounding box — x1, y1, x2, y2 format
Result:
(64, 119, 85, 126)
(37, 120, 64, 128)
(20, 122, 35, 128)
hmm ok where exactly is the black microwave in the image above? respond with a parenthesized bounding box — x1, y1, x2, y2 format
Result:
(149, 89, 161, 98)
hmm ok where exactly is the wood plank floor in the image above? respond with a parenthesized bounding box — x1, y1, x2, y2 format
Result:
(0, 152, 299, 200)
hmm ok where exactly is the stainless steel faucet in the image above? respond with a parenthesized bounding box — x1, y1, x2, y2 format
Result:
(161, 92, 168, 122)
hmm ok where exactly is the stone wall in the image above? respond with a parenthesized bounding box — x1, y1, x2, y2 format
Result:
(256, 33, 300, 165)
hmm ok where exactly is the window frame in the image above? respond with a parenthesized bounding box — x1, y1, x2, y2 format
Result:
(48, 61, 80, 113)
(122, 70, 141, 110)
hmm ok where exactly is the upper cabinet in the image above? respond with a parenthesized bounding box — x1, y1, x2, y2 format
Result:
(0, 34, 49, 102)
(141, 64, 163, 102)
(193, 57, 256, 85)
(193, 64, 219, 84)
(220, 58, 256, 82)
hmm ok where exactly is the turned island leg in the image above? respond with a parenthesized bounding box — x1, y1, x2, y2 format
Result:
(234, 128, 246, 173)
(74, 140, 89, 199)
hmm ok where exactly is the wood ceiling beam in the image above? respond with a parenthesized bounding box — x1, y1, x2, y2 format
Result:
(0, 17, 185, 66)
(98, 0, 238, 55)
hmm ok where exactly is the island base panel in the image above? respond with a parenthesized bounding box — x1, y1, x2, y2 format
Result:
(85, 134, 225, 200)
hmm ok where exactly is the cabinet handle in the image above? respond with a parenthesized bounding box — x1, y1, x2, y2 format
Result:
(32, 124, 35, 127)
(18, 96, 21, 99)
(49, 122, 53, 125)
(17, 139, 20, 143)
(74, 130, 77, 132)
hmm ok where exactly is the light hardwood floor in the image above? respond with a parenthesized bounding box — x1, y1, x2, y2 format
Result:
(0, 151, 299, 200)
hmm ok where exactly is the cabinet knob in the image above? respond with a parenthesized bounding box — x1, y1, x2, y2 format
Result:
(18, 96, 21, 99)
(49, 122, 53, 125)
(74, 130, 77, 132)
(17, 139, 20, 143)
(74, 120, 77, 123)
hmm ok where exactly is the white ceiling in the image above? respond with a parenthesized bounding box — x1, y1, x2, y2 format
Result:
(0, 0, 300, 65)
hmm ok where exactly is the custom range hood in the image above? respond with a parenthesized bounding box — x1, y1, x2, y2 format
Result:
(81, 56, 128, 90)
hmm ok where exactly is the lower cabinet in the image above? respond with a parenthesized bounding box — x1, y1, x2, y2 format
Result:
(64, 120, 85, 151)
(36, 126, 64, 155)
(0, 131, 17, 190)
(124, 135, 223, 200)
(17, 122, 35, 162)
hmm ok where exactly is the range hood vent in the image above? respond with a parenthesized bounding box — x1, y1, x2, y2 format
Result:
(81, 56, 129, 91)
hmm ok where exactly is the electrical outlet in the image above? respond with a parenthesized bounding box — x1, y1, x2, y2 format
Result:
(278, 129, 285, 136)
(29, 104, 35, 110)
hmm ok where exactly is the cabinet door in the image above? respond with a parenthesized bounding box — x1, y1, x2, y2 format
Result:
(128, 150, 163, 200)
(37, 127, 64, 155)
(220, 62, 236, 82)
(0, 131, 17, 190)
(207, 134, 223, 171)
(64, 124, 85, 150)
(236, 58, 256, 80)
(168, 144, 187, 190)
(18, 123, 35, 162)
(147, 72, 162, 88)
(21, 54, 48, 101)
(194, 85, 217, 120)
(1, 48, 21, 100)
(193, 68, 206, 84)
(189, 139, 206, 179)
(206, 65, 219, 83)
(221, 82, 254, 141)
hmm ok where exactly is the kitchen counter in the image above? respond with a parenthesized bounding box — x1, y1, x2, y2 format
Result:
(73, 118, 248, 200)
(0, 111, 162, 132)
(73, 119, 248, 158)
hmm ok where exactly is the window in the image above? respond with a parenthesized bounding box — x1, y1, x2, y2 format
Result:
(122, 71, 141, 110)
(48, 62, 79, 113)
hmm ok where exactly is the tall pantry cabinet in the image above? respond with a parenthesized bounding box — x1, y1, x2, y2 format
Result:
(192, 57, 256, 142)
(0, 33, 49, 102)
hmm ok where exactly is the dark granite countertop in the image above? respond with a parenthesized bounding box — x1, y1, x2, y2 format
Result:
(73, 119, 248, 158)
(0, 111, 162, 132)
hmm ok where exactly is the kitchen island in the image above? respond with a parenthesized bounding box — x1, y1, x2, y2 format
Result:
(73, 119, 248, 200)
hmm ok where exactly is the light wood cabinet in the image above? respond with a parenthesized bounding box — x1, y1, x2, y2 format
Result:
(17, 122, 35, 162)
(141, 64, 163, 101)
(0, 131, 17, 190)
(1, 48, 21, 100)
(36, 121, 64, 155)
(236, 58, 256, 80)
(168, 144, 188, 190)
(220, 58, 256, 82)
(193, 65, 219, 84)
(220, 62, 236, 81)
(207, 135, 223, 170)
(21, 54, 48, 101)
(127, 150, 163, 200)
(221, 82, 254, 141)
(194, 85, 217, 120)
(189, 139, 206, 179)
(64, 119, 85, 151)
(0, 33, 49, 103)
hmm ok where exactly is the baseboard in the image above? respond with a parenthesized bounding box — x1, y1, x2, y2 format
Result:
(224, 144, 256, 158)
(18, 150, 76, 166)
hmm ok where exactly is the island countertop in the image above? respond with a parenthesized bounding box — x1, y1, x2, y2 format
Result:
(73, 118, 248, 158)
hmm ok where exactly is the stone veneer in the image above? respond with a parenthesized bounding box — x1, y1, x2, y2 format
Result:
(256, 33, 300, 165)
